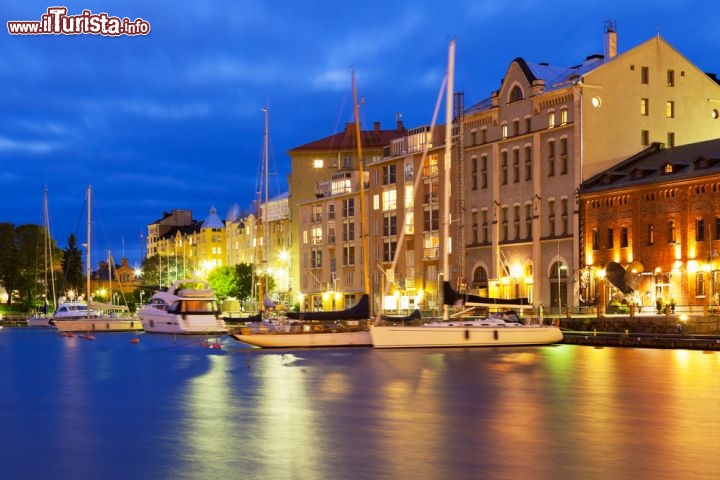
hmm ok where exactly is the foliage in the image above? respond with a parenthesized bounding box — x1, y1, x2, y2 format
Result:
(139, 254, 188, 288)
(14, 224, 45, 309)
(235, 263, 254, 304)
(207, 265, 239, 300)
(61, 233, 84, 295)
(0, 223, 18, 305)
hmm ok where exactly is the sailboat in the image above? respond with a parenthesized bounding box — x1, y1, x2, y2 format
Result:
(370, 41, 563, 348)
(232, 94, 374, 348)
(27, 188, 58, 327)
(53, 186, 142, 333)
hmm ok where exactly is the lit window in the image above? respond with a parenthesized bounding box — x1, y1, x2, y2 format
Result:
(501, 124, 508, 139)
(313, 159, 324, 168)
(560, 108, 568, 125)
(667, 69, 675, 87)
(548, 111, 555, 128)
(666, 101, 675, 118)
(591, 96, 601, 108)
(640, 98, 649, 116)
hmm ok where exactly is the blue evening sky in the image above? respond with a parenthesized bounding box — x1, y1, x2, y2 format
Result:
(2, 0, 719, 268)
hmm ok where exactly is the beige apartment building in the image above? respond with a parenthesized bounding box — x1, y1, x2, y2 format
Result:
(289, 121, 406, 312)
(461, 23, 720, 310)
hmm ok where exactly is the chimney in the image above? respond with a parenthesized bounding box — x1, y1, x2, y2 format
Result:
(396, 112, 405, 131)
(374, 121, 380, 133)
(604, 20, 618, 59)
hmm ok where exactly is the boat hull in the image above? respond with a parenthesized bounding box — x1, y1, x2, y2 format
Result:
(54, 317, 143, 332)
(232, 330, 372, 348)
(370, 325, 563, 348)
(26, 316, 54, 328)
(139, 313, 227, 335)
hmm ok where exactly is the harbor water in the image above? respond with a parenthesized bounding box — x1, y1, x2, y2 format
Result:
(1, 327, 719, 479)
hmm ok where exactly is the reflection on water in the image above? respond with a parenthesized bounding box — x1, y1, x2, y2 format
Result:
(1, 329, 720, 479)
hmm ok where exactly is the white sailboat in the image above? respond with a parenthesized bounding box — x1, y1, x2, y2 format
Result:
(54, 186, 142, 333)
(370, 41, 563, 348)
(232, 96, 373, 348)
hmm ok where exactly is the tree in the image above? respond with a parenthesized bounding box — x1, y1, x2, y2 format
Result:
(139, 254, 188, 287)
(14, 224, 45, 309)
(0, 223, 18, 305)
(61, 233, 84, 296)
(235, 263, 254, 306)
(207, 265, 239, 301)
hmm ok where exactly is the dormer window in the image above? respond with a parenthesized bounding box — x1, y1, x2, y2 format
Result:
(509, 85, 524, 103)
(663, 163, 673, 174)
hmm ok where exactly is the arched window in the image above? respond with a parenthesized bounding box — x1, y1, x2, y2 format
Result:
(509, 85, 524, 103)
(471, 266, 488, 289)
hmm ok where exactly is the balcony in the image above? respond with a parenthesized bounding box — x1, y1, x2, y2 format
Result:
(423, 247, 439, 260)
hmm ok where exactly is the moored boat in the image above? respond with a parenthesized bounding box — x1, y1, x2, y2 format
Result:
(138, 279, 227, 334)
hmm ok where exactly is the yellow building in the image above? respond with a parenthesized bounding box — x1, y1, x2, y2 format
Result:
(461, 23, 720, 310)
(290, 121, 406, 311)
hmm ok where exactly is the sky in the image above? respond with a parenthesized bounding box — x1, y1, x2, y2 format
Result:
(2, 0, 719, 269)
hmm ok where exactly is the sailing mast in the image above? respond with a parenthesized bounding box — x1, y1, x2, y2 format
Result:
(86, 185, 92, 318)
(352, 70, 370, 307)
(256, 106, 270, 313)
(43, 187, 57, 312)
(441, 40, 455, 321)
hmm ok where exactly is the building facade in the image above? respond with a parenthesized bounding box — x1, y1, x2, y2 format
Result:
(461, 24, 720, 310)
(289, 120, 406, 311)
(579, 139, 720, 314)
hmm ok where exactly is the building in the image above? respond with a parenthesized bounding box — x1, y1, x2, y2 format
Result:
(289, 120, 406, 311)
(460, 23, 720, 310)
(579, 139, 720, 315)
(366, 125, 447, 313)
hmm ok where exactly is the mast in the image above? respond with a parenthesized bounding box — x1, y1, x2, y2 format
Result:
(43, 187, 57, 312)
(352, 70, 370, 302)
(442, 40, 455, 321)
(263, 106, 270, 310)
(86, 185, 92, 317)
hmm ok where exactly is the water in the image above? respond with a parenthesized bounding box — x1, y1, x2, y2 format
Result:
(1, 328, 719, 480)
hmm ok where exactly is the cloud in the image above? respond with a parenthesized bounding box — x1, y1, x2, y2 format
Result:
(119, 100, 211, 120)
(0, 136, 57, 153)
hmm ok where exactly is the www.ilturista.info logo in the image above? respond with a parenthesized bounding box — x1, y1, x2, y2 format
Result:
(7, 7, 150, 36)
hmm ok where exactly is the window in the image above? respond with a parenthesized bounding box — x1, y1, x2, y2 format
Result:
(641, 66, 649, 84)
(383, 215, 397, 236)
(342, 198, 354, 217)
(471, 157, 477, 190)
(525, 117, 531, 133)
(383, 164, 397, 185)
(343, 221, 355, 242)
(666, 101, 675, 118)
(620, 227, 628, 248)
(501, 124, 508, 139)
(509, 85, 523, 102)
(548, 140, 555, 176)
(548, 200, 555, 237)
(513, 205, 520, 240)
(470, 130, 477, 146)
(481, 210, 489, 243)
(561, 198, 568, 235)
(512, 149, 520, 183)
(471, 210, 478, 244)
(607, 228, 614, 248)
(667, 69, 675, 87)
(560, 138, 568, 175)
(481, 128, 487, 143)
(668, 220, 676, 243)
(313, 159, 324, 168)
(667, 132, 675, 147)
(697, 218, 705, 241)
(697, 272, 706, 297)
(501, 207, 508, 241)
(640, 98, 649, 116)
(548, 111, 555, 128)
(592, 229, 600, 250)
(641, 130, 650, 146)
(648, 224, 654, 245)
(481, 155, 488, 188)
(404, 160, 414, 180)
(560, 108, 568, 125)
(343, 245, 355, 266)
(525, 204, 532, 240)
(382, 189, 396, 211)
(716, 217, 720, 240)
(501, 151, 508, 185)
(513, 120, 520, 136)
(328, 204, 335, 219)
(424, 209, 439, 231)
(524, 146, 532, 181)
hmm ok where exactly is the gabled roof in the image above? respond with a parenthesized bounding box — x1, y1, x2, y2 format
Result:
(579, 138, 720, 194)
(466, 55, 604, 115)
(290, 122, 406, 153)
